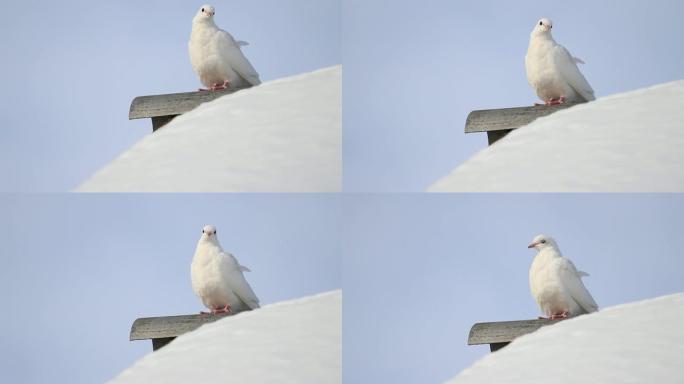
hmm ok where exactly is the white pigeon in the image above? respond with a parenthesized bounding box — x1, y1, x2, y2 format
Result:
(188, 4, 261, 91)
(528, 234, 598, 319)
(191, 225, 260, 314)
(525, 18, 595, 105)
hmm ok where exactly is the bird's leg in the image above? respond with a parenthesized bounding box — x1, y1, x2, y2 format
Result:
(549, 311, 569, 320)
(210, 304, 232, 314)
(546, 96, 566, 105)
(209, 82, 228, 91)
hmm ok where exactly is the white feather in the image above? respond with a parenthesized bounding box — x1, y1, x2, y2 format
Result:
(525, 18, 595, 103)
(529, 235, 598, 317)
(215, 30, 261, 86)
(191, 225, 260, 312)
(188, 5, 261, 89)
(552, 45, 595, 102)
(219, 251, 260, 309)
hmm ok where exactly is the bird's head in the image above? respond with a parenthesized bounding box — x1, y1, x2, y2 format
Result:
(527, 234, 559, 251)
(532, 18, 553, 36)
(201, 224, 218, 242)
(194, 4, 216, 23)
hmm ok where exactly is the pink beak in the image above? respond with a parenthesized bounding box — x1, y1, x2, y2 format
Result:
(527, 242, 538, 249)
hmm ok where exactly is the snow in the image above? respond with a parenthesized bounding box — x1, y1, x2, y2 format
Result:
(76, 66, 341, 192)
(109, 290, 341, 384)
(429, 80, 684, 192)
(445, 293, 684, 384)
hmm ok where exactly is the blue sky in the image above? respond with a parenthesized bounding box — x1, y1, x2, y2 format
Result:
(0, 194, 341, 383)
(342, 0, 684, 192)
(5, 1, 682, 193)
(1, 194, 682, 383)
(342, 194, 684, 383)
(0, 0, 340, 192)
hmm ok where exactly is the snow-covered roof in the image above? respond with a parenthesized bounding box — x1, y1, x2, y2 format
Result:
(109, 290, 341, 384)
(446, 293, 684, 384)
(76, 66, 341, 192)
(429, 80, 684, 192)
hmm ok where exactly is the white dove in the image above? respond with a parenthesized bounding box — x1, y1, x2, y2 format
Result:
(191, 225, 260, 314)
(525, 18, 595, 105)
(528, 234, 598, 319)
(188, 4, 261, 91)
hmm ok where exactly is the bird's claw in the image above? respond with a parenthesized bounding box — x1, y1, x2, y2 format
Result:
(198, 80, 230, 92)
(545, 96, 566, 105)
(210, 304, 232, 315)
(209, 80, 230, 91)
(549, 311, 569, 320)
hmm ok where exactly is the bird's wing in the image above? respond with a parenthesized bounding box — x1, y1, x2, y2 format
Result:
(216, 30, 261, 85)
(553, 45, 595, 101)
(220, 251, 260, 309)
(557, 257, 598, 313)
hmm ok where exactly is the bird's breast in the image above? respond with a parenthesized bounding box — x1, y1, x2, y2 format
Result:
(526, 41, 566, 99)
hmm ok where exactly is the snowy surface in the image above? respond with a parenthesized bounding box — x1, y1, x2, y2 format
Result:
(429, 80, 684, 192)
(109, 290, 340, 384)
(446, 293, 684, 384)
(76, 66, 341, 192)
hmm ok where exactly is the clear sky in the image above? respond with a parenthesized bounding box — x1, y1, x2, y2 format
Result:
(0, 194, 341, 383)
(342, 194, 684, 383)
(0, 0, 340, 192)
(342, 0, 684, 192)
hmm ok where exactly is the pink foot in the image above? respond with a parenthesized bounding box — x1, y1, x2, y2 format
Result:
(198, 80, 230, 92)
(210, 81, 229, 91)
(549, 311, 569, 320)
(211, 304, 232, 314)
(546, 96, 566, 105)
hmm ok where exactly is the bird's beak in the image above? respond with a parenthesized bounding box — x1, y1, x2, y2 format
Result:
(527, 242, 538, 249)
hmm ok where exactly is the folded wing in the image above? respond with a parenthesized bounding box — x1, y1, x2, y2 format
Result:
(553, 45, 595, 101)
(220, 251, 260, 309)
(216, 30, 261, 86)
(558, 257, 599, 314)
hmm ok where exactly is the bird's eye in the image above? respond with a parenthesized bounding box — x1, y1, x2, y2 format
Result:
(541, 239, 547, 244)
(214, 230, 217, 234)
(201, 8, 204, 12)
(539, 21, 543, 26)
